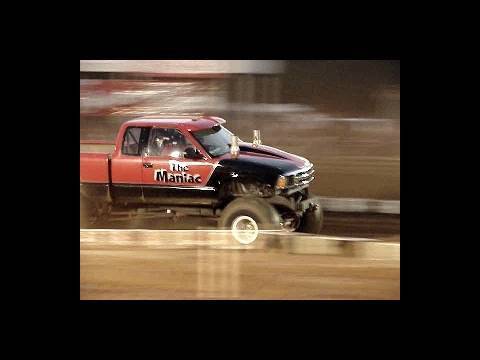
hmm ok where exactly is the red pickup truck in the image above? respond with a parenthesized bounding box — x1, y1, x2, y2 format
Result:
(80, 115, 323, 244)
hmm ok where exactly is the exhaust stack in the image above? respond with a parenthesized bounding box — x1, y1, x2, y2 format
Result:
(230, 135, 240, 159)
(253, 130, 262, 147)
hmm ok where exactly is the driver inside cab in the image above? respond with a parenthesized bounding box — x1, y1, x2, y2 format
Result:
(148, 129, 189, 158)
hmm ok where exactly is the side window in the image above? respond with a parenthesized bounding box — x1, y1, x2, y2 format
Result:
(122, 127, 142, 156)
(147, 128, 194, 158)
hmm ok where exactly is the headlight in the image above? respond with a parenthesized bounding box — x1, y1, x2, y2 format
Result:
(276, 175, 287, 189)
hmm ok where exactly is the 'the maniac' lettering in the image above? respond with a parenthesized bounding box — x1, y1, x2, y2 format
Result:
(170, 162, 189, 172)
(154, 169, 202, 184)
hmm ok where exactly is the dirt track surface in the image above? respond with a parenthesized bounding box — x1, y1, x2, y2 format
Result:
(80, 213, 400, 300)
(81, 248, 399, 300)
(322, 212, 400, 242)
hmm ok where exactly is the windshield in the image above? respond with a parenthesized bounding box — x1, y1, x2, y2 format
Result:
(191, 125, 233, 157)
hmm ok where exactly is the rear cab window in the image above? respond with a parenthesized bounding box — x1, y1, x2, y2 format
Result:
(122, 127, 149, 156)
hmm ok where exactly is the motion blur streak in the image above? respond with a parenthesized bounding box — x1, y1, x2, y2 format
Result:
(197, 247, 241, 298)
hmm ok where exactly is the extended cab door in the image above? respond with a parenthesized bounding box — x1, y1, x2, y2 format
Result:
(110, 126, 149, 203)
(141, 126, 217, 206)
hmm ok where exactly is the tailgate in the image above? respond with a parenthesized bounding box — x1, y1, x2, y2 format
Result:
(80, 152, 110, 183)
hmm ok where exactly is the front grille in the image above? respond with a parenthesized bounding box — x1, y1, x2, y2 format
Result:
(293, 167, 315, 185)
(285, 164, 315, 188)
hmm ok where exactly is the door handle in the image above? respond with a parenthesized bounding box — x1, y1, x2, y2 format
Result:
(143, 163, 153, 168)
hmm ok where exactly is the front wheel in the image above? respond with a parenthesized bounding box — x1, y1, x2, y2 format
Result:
(218, 198, 281, 245)
(298, 202, 324, 234)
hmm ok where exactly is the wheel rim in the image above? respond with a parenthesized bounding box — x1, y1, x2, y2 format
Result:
(231, 215, 259, 245)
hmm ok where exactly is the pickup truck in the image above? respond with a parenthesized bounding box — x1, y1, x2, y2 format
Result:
(80, 115, 323, 244)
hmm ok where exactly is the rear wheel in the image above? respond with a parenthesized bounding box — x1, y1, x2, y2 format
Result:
(218, 198, 281, 246)
(80, 195, 95, 227)
(80, 195, 110, 227)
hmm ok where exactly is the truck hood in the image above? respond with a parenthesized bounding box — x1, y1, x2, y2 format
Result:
(216, 143, 310, 176)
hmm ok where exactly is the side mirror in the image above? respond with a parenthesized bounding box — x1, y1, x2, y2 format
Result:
(184, 147, 204, 160)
